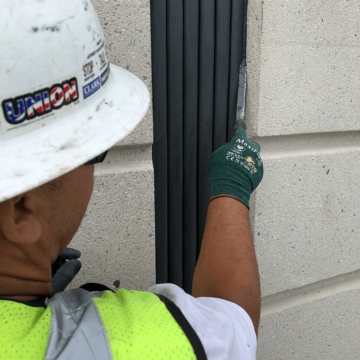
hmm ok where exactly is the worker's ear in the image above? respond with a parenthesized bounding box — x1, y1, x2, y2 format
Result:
(0, 194, 42, 244)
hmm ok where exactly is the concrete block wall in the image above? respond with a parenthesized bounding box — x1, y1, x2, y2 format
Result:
(70, 0, 155, 292)
(247, 0, 360, 358)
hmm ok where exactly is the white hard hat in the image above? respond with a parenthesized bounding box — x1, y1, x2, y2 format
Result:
(0, 0, 150, 202)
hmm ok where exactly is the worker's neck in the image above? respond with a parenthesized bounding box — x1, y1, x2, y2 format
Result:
(0, 236, 52, 302)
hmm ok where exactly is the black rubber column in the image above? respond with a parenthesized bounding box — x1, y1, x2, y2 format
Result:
(183, 0, 200, 293)
(227, 0, 246, 138)
(213, 0, 231, 150)
(151, 0, 168, 284)
(196, 0, 216, 259)
(151, 0, 248, 294)
(167, 0, 184, 286)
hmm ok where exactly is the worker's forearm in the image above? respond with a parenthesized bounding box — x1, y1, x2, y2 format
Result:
(192, 196, 260, 334)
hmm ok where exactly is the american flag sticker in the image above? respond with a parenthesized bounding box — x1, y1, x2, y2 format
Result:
(2, 77, 79, 125)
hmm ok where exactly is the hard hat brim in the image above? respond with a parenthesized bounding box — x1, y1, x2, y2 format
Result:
(0, 64, 150, 202)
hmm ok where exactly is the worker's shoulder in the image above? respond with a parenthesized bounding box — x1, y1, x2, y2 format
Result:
(95, 287, 161, 306)
(0, 298, 51, 359)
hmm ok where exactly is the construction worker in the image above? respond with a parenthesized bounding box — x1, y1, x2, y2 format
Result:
(0, 1, 263, 359)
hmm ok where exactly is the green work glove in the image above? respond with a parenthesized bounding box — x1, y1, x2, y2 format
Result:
(209, 119, 263, 209)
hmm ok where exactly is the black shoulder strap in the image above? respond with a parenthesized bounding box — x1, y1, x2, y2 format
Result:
(80, 282, 114, 293)
(156, 294, 208, 360)
(0, 283, 113, 309)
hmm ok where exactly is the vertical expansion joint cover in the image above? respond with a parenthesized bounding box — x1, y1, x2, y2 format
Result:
(46, 288, 112, 360)
(0, 0, 150, 202)
(152, 0, 247, 291)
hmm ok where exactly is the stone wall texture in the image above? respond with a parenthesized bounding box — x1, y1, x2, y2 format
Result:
(247, 0, 360, 358)
(70, 0, 155, 292)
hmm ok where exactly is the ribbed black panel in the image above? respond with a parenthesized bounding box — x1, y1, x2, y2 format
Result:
(183, 0, 200, 292)
(196, 0, 216, 259)
(227, 0, 246, 139)
(167, 0, 184, 286)
(151, 0, 168, 283)
(151, 0, 248, 294)
(213, 0, 231, 151)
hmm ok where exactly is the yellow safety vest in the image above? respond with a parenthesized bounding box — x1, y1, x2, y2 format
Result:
(0, 288, 207, 360)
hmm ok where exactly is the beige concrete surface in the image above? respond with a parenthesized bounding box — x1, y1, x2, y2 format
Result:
(92, 0, 153, 145)
(70, 145, 155, 291)
(69, 0, 155, 291)
(250, 143, 360, 297)
(258, 287, 360, 359)
(246, 0, 360, 358)
(246, 0, 360, 138)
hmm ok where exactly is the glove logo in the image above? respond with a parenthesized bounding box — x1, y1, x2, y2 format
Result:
(245, 156, 257, 173)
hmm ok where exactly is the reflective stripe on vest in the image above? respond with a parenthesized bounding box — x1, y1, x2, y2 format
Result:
(45, 288, 112, 360)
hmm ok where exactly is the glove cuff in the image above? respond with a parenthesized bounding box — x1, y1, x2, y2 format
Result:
(210, 183, 250, 209)
(209, 194, 250, 210)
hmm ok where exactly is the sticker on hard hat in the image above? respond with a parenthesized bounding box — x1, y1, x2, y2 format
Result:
(0, 33, 111, 139)
(101, 65, 110, 87)
(1, 78, 79, 125)
(81, 38, 111, 100)
(83, 77, 101, 100)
